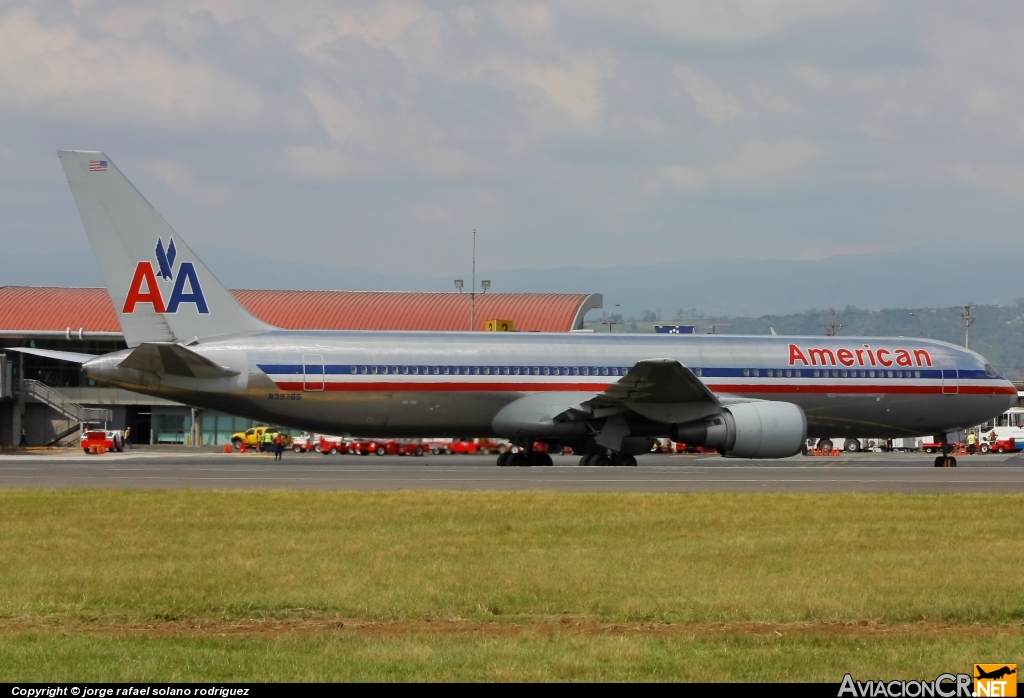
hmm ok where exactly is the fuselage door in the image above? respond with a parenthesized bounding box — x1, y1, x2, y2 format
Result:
(940, 359, 959, 395)
(302, 353, 325, 392)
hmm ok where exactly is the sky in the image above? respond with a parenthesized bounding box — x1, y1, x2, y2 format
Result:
(2, 1, 1024, 291)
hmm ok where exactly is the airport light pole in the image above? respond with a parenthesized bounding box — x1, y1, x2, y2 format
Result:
(601, 304, 621, 332)
(961, 305, 976, 349)
(909, 312, 923, 337)
(456, 233, 490, 331)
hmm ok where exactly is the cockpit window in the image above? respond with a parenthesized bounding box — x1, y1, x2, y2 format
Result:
(984, 363, 998, 377)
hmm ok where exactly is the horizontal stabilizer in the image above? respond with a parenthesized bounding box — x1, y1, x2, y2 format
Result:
(4, 347, 97, 364)
(119, 342, 240, 379)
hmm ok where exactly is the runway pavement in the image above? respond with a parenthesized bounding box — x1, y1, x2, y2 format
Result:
(1, 448, 1023, 492)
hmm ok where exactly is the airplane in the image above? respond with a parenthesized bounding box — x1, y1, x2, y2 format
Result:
(8, 151, 1016, 468)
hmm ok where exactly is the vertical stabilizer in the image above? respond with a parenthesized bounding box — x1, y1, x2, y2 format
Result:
(58, 151, 272, 346)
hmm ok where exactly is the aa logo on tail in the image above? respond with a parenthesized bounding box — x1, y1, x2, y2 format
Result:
(123, 237, 209, 314)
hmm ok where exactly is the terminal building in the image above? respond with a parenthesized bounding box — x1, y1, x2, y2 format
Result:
(0, 286, 602, 447)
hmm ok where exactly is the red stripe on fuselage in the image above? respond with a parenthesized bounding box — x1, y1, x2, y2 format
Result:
(269, 381, 1016, 396)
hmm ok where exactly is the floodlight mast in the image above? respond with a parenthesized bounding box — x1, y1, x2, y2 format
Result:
(471, 230, 476, 331)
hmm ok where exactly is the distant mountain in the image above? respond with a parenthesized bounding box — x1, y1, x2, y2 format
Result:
(1, 246, 1019, 319)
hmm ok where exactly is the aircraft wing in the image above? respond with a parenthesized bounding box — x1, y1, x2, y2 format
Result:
(562, 358, 721, 424)
(4, 347, 97, 363)
(118, 342, 240, 379)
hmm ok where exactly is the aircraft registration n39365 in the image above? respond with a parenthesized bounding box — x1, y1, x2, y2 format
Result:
(11, 151, 1015, 467)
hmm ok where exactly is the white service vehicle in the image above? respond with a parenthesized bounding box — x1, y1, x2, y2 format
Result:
(976, 407, 1024, 451)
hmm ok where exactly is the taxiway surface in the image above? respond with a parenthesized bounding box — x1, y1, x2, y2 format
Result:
(1, 449, 1022, 492)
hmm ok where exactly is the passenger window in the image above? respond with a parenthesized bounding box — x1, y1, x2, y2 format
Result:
(696, 368, 703, 377)
(483, 367, 490, 375)
(503, 367, 510, 375)
(381, 366, 388, 374)
(351, 366, 358, 374)
(794, 369, 801, 377)
(473, 367, 480, 375)
(914, 371, 921, 378)
(868, 370, 874, 378)
(752, 369, 759, 377)
(767, 369, 773, 377)
(552, 367, 560, 375)
(402, 366, 409, 374)
(814, 370, 820, 378)
(443, 366, 450, 375)
(371, 366, 378, 374)
(573, 367, 580, 375)
(743, 368, 750, 377)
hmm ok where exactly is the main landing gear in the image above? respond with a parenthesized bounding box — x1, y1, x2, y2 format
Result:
(932, 433, 957, 468)
(496, 448, 553, 467)
(578, 452, 637, 467)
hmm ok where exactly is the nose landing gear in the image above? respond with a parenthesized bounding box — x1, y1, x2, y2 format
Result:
(932, 434, 957, 467)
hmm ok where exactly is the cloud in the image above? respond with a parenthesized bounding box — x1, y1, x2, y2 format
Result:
(3, 0, 1024, 276)
(586, 0, 851, 42)
(647, 139, 819, 194)
(149, 161, 237, 203)
(673, 66, 744, 124)
(0, 5, 268, 130)
(412, 204, 450, 222)
(493, 54, 607, 125)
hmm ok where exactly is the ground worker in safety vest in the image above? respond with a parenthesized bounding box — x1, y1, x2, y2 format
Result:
(263, 430, 274, 453)
(967, 431, 977, 455)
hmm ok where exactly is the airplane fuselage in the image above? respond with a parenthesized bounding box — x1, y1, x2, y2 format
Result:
(83, 331, 1017, 440)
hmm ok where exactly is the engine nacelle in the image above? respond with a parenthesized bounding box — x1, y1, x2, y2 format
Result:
(670, 401, 806, 459)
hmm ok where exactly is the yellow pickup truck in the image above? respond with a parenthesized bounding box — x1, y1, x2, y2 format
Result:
(231, 426, 291, 450)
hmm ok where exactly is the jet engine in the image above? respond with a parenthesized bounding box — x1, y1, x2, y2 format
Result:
(670, 401, 806, 458)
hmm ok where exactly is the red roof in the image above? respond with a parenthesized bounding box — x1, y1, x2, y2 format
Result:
(0, 287, 601, 336)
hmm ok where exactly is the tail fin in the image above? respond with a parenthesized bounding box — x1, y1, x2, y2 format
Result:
(57, 150, 272, 347)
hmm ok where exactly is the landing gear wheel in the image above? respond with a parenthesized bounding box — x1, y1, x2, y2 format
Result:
(949, 456, 957, 467)
(844, 438, 860, 452)
(507, 452, 526, 467)
(578, 454, 591, 466)
(532, 452, 553, 467)
(618, 454, 638, 467)
(496, 452, 511, 467)
(592, 454, 612, 467)
(934, 456, 944, 467)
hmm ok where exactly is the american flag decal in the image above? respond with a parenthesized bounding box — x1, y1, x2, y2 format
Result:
(88, 160, 107, 172)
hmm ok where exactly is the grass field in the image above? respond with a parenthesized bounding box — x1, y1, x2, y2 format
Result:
(1, 490, 1022, 681)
